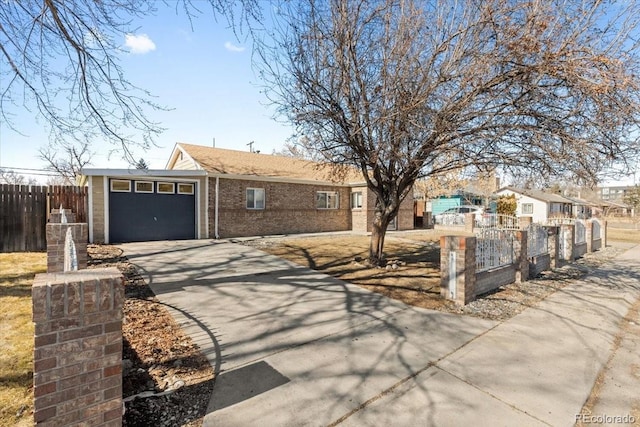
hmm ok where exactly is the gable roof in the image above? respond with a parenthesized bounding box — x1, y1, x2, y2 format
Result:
(168, 143, 364, 184)
(497, 186, 574, 204)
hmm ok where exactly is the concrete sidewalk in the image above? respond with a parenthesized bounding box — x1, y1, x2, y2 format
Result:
(121, 240, 640, 426)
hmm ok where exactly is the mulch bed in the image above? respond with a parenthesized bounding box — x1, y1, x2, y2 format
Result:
(87, 245, 214, 427)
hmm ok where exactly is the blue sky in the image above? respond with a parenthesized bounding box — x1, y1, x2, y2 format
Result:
(0, 4, 637, 186)
(0, 5, 294, 180)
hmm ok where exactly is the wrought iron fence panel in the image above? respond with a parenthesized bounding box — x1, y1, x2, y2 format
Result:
(476, 229, 515, 272)
(546, 217, 575, 226)
(475, 214, 520, 230)
(438, 214, 465, 226)
(592, 219, 601, 240)
(575, 220, 586, 244)
(526, 224, 549, 257)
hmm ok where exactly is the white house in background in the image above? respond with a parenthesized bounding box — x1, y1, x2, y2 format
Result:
(563, 196, 596, 219)
(495, 187, 574, 224)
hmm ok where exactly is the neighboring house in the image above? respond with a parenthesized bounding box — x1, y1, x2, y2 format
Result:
(495, 187, 574, 224)
(596, 200, 631, 217)
(430, 192, 486, 217)
(82, 143, 414, 243)
(563, 196, 597, 219)
(597, 185, 634, 202)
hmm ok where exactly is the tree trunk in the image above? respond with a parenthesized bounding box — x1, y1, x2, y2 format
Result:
(369, 210, 391, 266)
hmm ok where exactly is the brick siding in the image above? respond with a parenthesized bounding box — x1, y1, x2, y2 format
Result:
(32, 268, 124, 426)
(210, 178, 352, 237)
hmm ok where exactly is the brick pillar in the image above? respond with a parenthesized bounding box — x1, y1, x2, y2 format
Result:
(519, 216, 532, 229)
(50, 209, 77, 224)
(602, 220, 608, 248)
(440, 236, 476, 305)
(546, 226, 561, 268)
(46, 223, 88, 273)
(515, 230, 529, 283)
(563, 224, 576, 260)
(586, 219, 593, 253)
(464, 213, 475, 233)
(32, 268, 124, 426)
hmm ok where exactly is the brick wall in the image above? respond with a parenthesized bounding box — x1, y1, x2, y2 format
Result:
(350, 187, 368, 232)
(211, 178, 352, 237)
(529, 253, 551, 278)
(361, 187, 414, 232)
(476, 265, 517, 295)
(32, 268, 124, 426)
(440, 232, 526, 305)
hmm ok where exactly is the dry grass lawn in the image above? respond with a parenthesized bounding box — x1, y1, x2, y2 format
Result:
(607, 227, 640, 244)
(254, 231, 458, 310)
(0, 253, 46, 427)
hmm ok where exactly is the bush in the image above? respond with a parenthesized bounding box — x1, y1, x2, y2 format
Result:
(497, 194, 517, 216)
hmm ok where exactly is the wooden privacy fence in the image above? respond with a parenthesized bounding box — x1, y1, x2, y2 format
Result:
(0, 184, 88, 252)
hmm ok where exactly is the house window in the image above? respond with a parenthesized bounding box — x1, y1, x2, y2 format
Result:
(317, 191, 339, 209)
(178, 183, 194, 195)
(157, 182, 175, 194)
(246, 188, 265, 209)
(351, 192, 363, 209)
(135, 181, 153, 193)
(111, 180, 131, 192)
(522, 203, 534, 214)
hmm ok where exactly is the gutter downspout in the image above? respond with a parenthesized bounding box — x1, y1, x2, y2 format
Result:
(215, 176, 220, 239)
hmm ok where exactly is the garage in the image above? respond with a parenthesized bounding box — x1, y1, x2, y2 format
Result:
(108, 178, 197, 243)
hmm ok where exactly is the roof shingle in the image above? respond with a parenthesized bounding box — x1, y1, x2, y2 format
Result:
(176, 143, 364, 184)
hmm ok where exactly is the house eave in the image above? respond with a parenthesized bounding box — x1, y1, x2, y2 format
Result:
(209, 172, 365, 187)
(81, 168, 208, 178)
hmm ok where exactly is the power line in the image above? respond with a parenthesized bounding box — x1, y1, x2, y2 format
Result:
(0, 165, 54, 173)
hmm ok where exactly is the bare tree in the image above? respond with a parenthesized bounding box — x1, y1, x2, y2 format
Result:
(38, 141, 93, 185)
(0, 168, 37, 185)
(0, 0, 261, 162)
(257, 0, 640, 264)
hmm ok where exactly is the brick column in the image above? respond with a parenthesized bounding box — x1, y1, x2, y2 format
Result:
(515, 230, 529, 283)
(586, 220, 593, 253)
(50, 208, 76, 224)
(563, 224, 576, 260)
(464, 213, 475, 233)
(519, 216, 532, 229)
(32, 268, 124, 426)
(546, 226, 561, 268)
(602, 220, 608, 248)
(46, 223, 88, 273)
(440, 236, 476, 305)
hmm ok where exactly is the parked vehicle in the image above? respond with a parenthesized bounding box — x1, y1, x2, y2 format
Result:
(434, 205, 485, 225)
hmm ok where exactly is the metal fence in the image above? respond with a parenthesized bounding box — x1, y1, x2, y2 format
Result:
(437, 214, 465, 226)
(546, 217, 575, 226)
(575, 220, 586, 244)
(592, 218, 602, 240)
(526, 223, 549, 257)
(475, 214, 519, 230)
(476, 229, 515, 272)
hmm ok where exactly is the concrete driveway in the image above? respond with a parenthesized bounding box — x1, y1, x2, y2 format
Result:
(120, 240, 640, 426)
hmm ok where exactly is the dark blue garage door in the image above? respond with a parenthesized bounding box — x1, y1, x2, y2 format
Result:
(109, 179, 196, 243)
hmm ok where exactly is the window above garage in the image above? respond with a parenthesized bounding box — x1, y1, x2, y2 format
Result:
(178, 183, 194, 195)
(111, 180, 131, 192)
(135, 181, 153, 193)
(158, 182, 175, 194)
